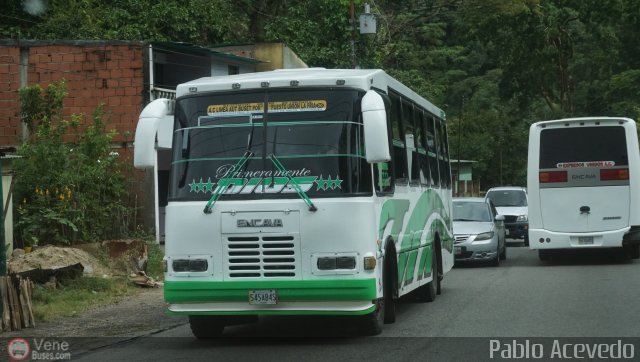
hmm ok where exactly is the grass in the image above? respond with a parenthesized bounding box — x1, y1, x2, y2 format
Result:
(31, 276, 139, 323)
(30, 240, 166, 323)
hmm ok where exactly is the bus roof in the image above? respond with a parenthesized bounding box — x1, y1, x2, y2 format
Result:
(531, 116, 635, 128)
(176, 68, 445, 120)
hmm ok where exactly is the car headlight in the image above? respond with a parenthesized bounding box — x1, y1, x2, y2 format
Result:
(475, 231, 494, 241)
(517, 215, 528, 222)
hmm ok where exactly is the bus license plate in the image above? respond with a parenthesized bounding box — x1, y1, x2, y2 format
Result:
(249, 290, 278, 305)
(578, 236, 594, 245)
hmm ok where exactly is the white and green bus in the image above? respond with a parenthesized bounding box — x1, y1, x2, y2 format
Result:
(133, 68, 454, 337)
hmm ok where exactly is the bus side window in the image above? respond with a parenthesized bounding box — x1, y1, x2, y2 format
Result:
(426, 115, 440, 187)
(438, 121, 451, 188)
(374, 163, 392, 194)
(402, 100, 419, 185)
(413, 107, 428, 186)
(390, 92, 408, 184)
(434, 119, 444, 187)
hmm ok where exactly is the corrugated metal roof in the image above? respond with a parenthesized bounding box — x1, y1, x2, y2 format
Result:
(0, 39, 262, 64)
(152, 42, 262, 64)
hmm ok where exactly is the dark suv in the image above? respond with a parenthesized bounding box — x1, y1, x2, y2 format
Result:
(485, 187, 529, 246)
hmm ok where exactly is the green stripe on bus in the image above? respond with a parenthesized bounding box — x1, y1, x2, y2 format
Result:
(172, 153, 365, 165)
(164, 279, 377, 303)
(379, 190, 452, 286)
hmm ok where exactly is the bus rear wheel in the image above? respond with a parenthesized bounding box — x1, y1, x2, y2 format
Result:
(189, 315, 226, 338)
(416, 247, 438, 302)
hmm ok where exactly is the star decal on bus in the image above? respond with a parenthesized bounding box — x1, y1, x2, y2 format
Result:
(315, 175, 343, 191)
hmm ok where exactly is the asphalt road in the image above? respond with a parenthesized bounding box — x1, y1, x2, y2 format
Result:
(70, 241, 640, 361)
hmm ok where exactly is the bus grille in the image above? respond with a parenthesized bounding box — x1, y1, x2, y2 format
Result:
(225, 235, 297, 278)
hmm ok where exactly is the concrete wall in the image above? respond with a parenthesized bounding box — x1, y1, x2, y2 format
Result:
(213, 43, 308, 72)
(255, 43, 308, 72)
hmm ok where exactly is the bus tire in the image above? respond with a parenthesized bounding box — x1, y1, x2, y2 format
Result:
(538, 249, 551, 261)
(623, 244, 640, 259)
(188, 315, 226, 339)
(416, 246, 438, 302)
(359, 281, 385, 335)
(359, 298, 384, 336)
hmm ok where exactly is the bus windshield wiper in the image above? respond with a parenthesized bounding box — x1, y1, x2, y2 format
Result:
(268, 154, 317, 212)
(203, 150, 253, 214)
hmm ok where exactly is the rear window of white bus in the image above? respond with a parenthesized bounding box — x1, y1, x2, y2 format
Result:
(539, 126, 628, 169)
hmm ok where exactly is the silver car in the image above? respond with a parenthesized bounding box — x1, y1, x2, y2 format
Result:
(453, 197, 507, 266)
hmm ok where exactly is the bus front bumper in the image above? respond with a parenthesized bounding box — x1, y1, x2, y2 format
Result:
(164, 279, 377, 316)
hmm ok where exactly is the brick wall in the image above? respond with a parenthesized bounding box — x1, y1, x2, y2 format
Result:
(0, 46, 22, 146)
(0, 42, 146, 147)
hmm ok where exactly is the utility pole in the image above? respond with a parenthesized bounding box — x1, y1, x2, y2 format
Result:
(350, 0, 357, 68)
(349, 2, 376, 69)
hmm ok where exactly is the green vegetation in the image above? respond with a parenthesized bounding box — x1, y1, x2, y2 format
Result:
(146, 242, 165, 281)
(3, 0, 640, 187)
(31, 276, 137, 322)
(14, 80, 136, 246)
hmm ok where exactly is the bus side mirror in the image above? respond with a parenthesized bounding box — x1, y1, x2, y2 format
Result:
(362, 90, 391, 163)
(134, 99, 174, 169)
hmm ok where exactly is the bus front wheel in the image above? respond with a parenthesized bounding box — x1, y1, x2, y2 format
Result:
(538, 249, 552, 261)
(359, 254, 395, 335)
(623, 244, 640, 259)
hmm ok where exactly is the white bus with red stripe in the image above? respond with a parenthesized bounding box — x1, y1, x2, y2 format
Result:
(527, 117, 640, 260)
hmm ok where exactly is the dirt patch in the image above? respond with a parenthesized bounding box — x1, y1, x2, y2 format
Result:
(8, 245, 112, 277)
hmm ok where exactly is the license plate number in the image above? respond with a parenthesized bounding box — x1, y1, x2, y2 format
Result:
(454, 246, 462, 255)
(249, 290, 278, 305)
(578, 236, 594, 245)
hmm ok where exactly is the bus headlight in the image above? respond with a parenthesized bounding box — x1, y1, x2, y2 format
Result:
(316, 256, 357, 270)
(317, 257, 337, 270)
(172, 259, 209, 272)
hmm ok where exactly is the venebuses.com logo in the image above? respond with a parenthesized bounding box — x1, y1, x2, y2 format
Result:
(6, 337, 72, 361)
(7, 338, 30, 361)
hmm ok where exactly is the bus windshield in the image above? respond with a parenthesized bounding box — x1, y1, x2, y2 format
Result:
(168, 89, 372, 201)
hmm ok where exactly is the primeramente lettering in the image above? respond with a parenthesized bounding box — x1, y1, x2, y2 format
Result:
(232, 168, 312, 178)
